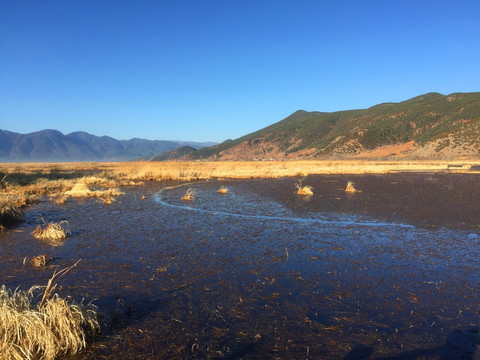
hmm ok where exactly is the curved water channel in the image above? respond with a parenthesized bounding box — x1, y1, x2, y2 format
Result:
(0, 173, 479, 359)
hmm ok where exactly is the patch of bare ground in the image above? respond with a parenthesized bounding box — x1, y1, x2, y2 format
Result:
(355, 140, 416, 158)
(286, 147, 318, 159)
(410, 137, 480, 159)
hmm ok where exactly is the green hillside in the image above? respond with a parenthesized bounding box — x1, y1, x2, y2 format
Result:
(192, 92, 480, 159)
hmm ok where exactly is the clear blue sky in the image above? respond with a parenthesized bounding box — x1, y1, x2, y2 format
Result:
(1, 1, 479, 142)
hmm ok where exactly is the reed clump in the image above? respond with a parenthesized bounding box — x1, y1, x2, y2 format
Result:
(345, 181, 359, 193)
(31, 221, 69, 243)
(218, 187, 228, 194)
(0, 272, 101, 359)
(295, 181, 313, 196)
(181, 188, 195, 201)
(30, 255, 53, 268)
(65, 180, 124, 200)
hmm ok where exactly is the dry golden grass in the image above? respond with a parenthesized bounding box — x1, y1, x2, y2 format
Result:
(50, 194, 68, 205)
(31, 221, 69, 244)
(345, 181, 358, 193)
(101, 195, 115, 204)
(65, 179, 124, 200)
(0, 263, 101, 360)
(181, 188, 194, 201)
(31, 255, 53, 268)
(218, 187, 228, 194)
(1, 159, 479, 186)
(296, 186, 314, 196)
(295, 181, 314, 196)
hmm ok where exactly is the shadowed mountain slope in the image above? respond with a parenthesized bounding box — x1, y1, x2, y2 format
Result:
(0, 130, 215, 162)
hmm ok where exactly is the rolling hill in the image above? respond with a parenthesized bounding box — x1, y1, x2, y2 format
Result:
(189, 92, 480, 160)
(0, 129, 215, 162)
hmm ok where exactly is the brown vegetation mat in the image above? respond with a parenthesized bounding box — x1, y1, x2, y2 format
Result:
(0, 203, 24, 227)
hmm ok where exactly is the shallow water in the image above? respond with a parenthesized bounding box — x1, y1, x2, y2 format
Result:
(1, 174, 479, 359)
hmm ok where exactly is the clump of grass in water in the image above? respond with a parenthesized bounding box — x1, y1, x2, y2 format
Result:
(0, 261, 101, 360)
(0, 203, 25, 228)
(218, 187, 228, 194)
(181, 188, 195, 201)
(295, 181, 313, 196)
(65, 180, 124, 200)
(30, 255, 53, 268)
(345, 181, 359, 193)
(31, 220, 69, 243)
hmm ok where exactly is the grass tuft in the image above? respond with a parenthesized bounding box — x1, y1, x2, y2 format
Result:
(218, 187, 228, 194)
(31, 220, 69, 244)
(345, 181, 359, 193)
(65, 179, 124, 200)
(31, 255, 53, 268)
(295, 181, 313, 196)
(181, 188, 195, 201)
(0, 267, 101, 360)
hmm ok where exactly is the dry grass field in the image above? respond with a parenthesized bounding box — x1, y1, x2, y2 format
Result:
(1, 159, 479, 182)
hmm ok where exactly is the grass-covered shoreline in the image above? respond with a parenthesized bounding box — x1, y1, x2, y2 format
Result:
(1, 159, 479, 184)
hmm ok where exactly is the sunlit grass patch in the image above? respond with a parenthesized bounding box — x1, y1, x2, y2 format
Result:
(64, 182, 92, 197)
(30, 254, 53, 268)
(295, 181, 313, 196)
(345, 181, 359, 193)
(31, 220, 69, 244)
(101, 195, 115, 204)
(181, 188, 195, 201)
(65, 178, 124, 200)
(0, 263, 101, 360)
(218, 187, 228, 194)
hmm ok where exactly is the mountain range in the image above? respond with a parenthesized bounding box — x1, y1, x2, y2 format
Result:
(187, 92, 480, 160)
(2, 92, 479, 162)
(0, 129, 215, 162)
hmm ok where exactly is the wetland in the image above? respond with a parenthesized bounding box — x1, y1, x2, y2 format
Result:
(1, 173, 479, 359)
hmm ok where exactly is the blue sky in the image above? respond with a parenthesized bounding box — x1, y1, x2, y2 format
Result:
(1, 1, 479, 142)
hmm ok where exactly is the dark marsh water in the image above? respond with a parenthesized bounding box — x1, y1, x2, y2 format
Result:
(1, 173, 480, 359)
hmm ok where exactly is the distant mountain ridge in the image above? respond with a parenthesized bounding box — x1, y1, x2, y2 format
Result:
(189, 92, 480, 160)
(151, 146, 197, 161)
(0, 129, 216, 162)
